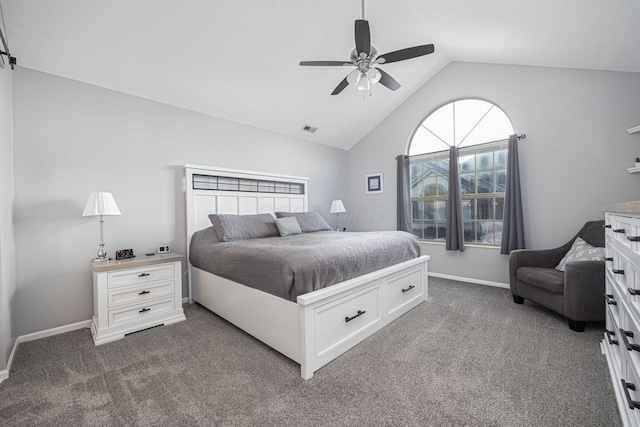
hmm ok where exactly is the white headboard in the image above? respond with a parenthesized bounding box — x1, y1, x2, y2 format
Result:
(184, 164, 309, 254)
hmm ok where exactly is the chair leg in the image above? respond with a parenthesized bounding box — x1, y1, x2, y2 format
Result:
(568, 319, 586, 332)
(512, 294, 524, 304)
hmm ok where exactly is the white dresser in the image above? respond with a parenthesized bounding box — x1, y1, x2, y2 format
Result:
(91, 253, 186, 345)
(601, 201, 640, 427)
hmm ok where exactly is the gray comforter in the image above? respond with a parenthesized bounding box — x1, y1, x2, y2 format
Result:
(189, 227, 421, 301)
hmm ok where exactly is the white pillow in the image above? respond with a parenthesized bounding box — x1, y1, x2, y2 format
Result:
(275, 216, 302, 237)
(555, 237, 605, 271)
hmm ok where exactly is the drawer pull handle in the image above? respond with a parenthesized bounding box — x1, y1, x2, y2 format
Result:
(621, 379, 640, 410)
(345, 310, 366, 323)
(138, 273, 150, 277)
(619, 328, 640, 352)
(604, 224, 612, 229)
(138, 290, 150, 295)
(605, 294, 617, 305)
(613, 269, 625, 275)
(139, 307, 151, 313)
(402, 285, 415, 293)
(628, 236, 640, 242)
(629, 288, 640, 296)
(614, 229, 626, 234)
(605, 257, 613, 262)
(605, 330, 619, 346)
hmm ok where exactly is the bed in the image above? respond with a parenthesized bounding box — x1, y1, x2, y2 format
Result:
(185, 164, 430, 379)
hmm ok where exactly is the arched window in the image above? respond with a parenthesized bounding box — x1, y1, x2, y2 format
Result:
(408, 99, 514, 245)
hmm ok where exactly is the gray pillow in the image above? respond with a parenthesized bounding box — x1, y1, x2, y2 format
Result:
(275, 217, 302, 237)
(275, 211, 332, 233)
(555, 237, 605, 271)
(208, 213, 279, 242)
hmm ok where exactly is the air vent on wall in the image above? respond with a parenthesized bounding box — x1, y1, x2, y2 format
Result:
(302, 125, 318, 134)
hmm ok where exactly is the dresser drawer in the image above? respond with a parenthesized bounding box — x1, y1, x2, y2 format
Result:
(385, 268, 424, 316)
(314, 285, 382, 358)
(107, 280, 175, 308)
(606, 277, 623, 327)
(108, 298, 175, 327)
(621, 355, 640, 426)
(605, 309, 622, 375)
(612, 215, 640, 251)
(107, 264, 175, 289)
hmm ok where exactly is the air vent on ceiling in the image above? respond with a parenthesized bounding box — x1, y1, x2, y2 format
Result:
(302, 125, 318, 134)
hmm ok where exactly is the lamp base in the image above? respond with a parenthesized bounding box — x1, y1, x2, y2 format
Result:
(91, 257, 111, 262)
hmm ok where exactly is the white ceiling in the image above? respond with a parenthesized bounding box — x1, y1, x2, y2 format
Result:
(2, 0, 639, 150)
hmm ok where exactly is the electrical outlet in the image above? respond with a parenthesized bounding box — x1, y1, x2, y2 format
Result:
(158, 244, 171, 254)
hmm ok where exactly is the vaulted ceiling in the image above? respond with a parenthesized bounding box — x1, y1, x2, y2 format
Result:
(2, 0, 639, 150)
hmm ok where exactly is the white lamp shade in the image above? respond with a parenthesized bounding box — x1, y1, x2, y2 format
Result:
(330, 200, 346, 214)
(82, 192, 121, 216)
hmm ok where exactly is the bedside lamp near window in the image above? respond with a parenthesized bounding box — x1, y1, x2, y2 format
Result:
(330, 199, 346, 231)
(82, 192, 121, 262)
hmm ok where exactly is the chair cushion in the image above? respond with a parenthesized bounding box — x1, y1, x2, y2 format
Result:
(517, 267, 565, 294)
(555, 237, 605, 271)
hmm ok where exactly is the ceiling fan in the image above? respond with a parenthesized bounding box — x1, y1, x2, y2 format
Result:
(300, 0, 435, 95)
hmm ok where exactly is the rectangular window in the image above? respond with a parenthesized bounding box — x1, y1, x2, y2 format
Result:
(410, 140, 507, 246)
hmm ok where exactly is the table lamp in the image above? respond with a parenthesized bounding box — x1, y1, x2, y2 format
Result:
(82, 192, 121, 261)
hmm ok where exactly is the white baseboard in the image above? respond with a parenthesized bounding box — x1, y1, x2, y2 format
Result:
(428, 272, 509, 289)
(18, 319, 92, 344)
(0, 319, 92, 384)
(0, 337, 20, 384)
(182, 297, 189, 304)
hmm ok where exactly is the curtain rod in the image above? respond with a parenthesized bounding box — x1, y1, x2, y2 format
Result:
(397, 133, 527, 160)
(0, 25, 17, 70)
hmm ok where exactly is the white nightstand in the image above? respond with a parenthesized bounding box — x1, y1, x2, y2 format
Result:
(90, 253, 186, 345)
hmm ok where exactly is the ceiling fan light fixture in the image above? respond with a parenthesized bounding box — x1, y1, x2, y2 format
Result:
(346, 69, 361, 85)
(356, 72, 371, 91)
(368, 68, 381, 84)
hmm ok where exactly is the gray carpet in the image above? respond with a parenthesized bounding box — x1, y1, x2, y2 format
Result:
(0, 277, 620, 426)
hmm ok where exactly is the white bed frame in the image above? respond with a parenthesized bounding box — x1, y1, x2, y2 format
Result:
(185, 164, 429, 379)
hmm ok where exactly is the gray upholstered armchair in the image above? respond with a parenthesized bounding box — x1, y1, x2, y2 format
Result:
(509, 220, 605, 332)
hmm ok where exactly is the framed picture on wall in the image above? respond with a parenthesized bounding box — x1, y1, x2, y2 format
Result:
(365, 173, 384, 194)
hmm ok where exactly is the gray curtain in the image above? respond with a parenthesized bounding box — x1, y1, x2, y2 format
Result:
(500, 134, 525, 254)
(446, 146, 464, 251)
(396, 155, 412, 232)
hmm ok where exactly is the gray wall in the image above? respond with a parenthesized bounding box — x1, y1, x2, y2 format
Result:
(0, 2, 17, 372)
(12, 68, 348, 335)
(347, 62, 640, 285)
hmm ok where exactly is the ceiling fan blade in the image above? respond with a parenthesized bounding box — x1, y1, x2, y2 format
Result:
(377, 68, 401, 91)
(355, 20, 371, 55)
(331, 77, 350, 95)
(300, 61, 351, 66)
(377, 44, 435, 64)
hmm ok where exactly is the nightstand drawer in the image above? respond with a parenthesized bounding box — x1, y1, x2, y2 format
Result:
(107, 264, 175, 289)
(107, 280, 175, 308)
(108, 298, 175, 327)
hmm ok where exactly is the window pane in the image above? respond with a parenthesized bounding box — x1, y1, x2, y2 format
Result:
(437, 159, 449, 175)
(437, 175, 449, 196)
(412, 222, 423, 239)
(477, 171, 494, 193)
(458, 106, 514, 148)
(422, 177, 439, 197)
(477, 152, 493, 170)
(460, 173, 475, 194)
(495, 150, 507, 168)
(496, 169, 506, 192)
(477, 198, 494, 220)
(424, 201, 436, 220)
(454, 100, 493, 146)
(459, 154, 475, 173)
(477, 221, 495, 245)
(412, 201, 424, 220)
(423, 103, 454, 146)
(495, 198, 504, 220)
(436, 221, 447, 241)
(436, 201, 448, 221)
(463, 222, 476, 242)
(462, 199, 475, 221)
(409, 126, 450, 155)
(423, 221, 437, 240)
